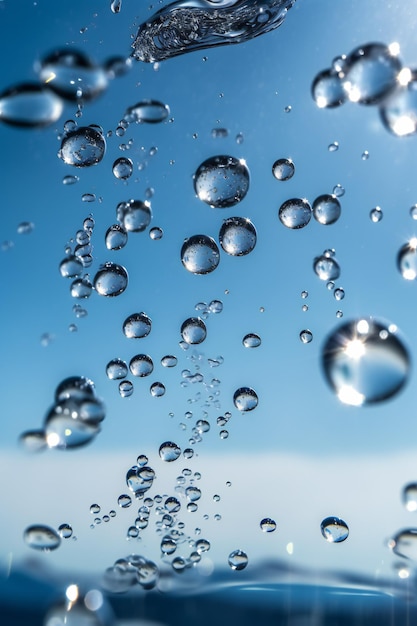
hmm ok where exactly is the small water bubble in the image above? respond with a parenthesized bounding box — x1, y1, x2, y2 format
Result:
(72, 304, 87, 320)
(110, 0, 122, 13)
(94, 262, 128, 297)
(129, 354, 154, 377)
(272, 158, 295, 181)
(149, 226, 163, 240)
(242, 333, 261, 348)
(219, 216, 257, 256)
(312, 68, 346, 109)
(284, 105, 292, 113)
(68, 323, 78, 333)
(260, 518, 277, 532)
(58, 523, 73, 539)
(105, 224, 128, 250)
(125, 99, 170, 124)
(159, 441, 181, 462)
(17, 221, 34, 235)
(334, 287, 345, 301)
(113, 156, 133, 180)
(81, 193, 95, 203)
(403, 483, 417, 512)
(186, 486, 201, 502)
(59, 126, 106, 167)
(236, 132, 244, 144)
(137, 455, 148, 466)
(150, 382, 165, 397)
(228, 549, 248, 571)
(302, 304, 308, 312)
(313, 254, 341, 281)
(106, 358, 128, 380)
(181, 317, 207, 345)
(233, 387, 258, 412)
(397, 240, 417, 280)
(332, 183, 345, 198)
(410, 205, 417, 220)
(194, 155, 250, 208)
(122, 312, 152, 339)
(119, 380, 134, 397)
(24, 524, 61, 551)
(312, 194, 341, 225)
(117, 200, 152, 232)
(118, 494, 132, 508)
(328, 142, 339, 152)
(336, 310, 344, 318)
(279, 198, 312, 229)
(361, 150, 370, 160)
(0, 83, 63, 128)
(320, 517, 349, 543)
(90, 504, 101, 514)
(301, 290, 308, 299)
(161, 355, 177, 368)
(211, 127, 229, 139)
(63, 174, 79, 185)
(300, 329, 313, 344)
(370, 206, 383, 223)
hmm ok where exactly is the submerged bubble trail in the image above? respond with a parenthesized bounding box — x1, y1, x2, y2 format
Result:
(132, 0, 296, 63)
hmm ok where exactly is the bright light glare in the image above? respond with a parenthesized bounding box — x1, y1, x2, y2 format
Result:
(337, 385, 365, 406)
(398, 67, 412, 86)
(345, 339, 366, 359)
(66, 584, 79, 602)
(46, 432, 60, 448)
(357, 320, 369, 334)
(389, 42, 401, 56)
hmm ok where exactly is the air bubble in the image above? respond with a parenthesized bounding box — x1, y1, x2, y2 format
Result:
(105, 224, 128, 250)
(403, 483, 417, 512)
(312, 69, 346, 108)
(181, 317, 207, 345)
(123, 312, 152, 339)
(159, 441, 181, 462)
(272, 158, 295, 181)
(233, 387, 258, 412)
(117, 200, 152, 232)
(370, 206, 383, 223)
(181, 235, 220, 274)
(242, 333, 261, 348)
(24, 524, 61, 551)
(228, 549, 248, 571)
(313, 254, 341, 281)
(300, 329, 313, 344)
(397, 240, 417, 280)
(279, 198, 312, 229)
(94, 262, 128, 297)
(119, 380, 134, 397)
(194, 155, 250, 208)
(312, 194, 341, 225)
(129, 354, 154, 377)
(0, 83, 63, 128)
(260, 518, 277, 532)
(113, 157, 133, 180)
(320, 517, 349, 543)
(106, 358, 128, 380)
(219, 217, 257, 256)
(150, 382, 165, 397)
(59, 126, 106, 167)
(125, 99, 170, 124)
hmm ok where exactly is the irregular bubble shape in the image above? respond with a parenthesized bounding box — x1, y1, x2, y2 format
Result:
(260, 518, 277, 532)
(320, 517, 349, 543)
(24, 524, 61, 551)
(119, 380, 134, 397)
(58, 523, 73, 539)
(149, 226, 163, 240)
(228, 549, 248, 571)
(181, 317, 207, 344)
(194, 155, 250, 208)
(272, 158, 295, 181)
(397, 240, 417, 280)
(17, 221, 35, 235)
(403, 483, 417, 512)
(219, 216, 257, 256)
(334, 287, 345, 301)
(82, 193, 96, 203)
(125, 99, 170, 123)
(105, 224, 128, 250)
(313, 254, 341, 281)
(123, 312, 152, 339)
(59, 254, 83, 278)
(279, 198, 312, 229)
(117, 200, 152, 232)
(126, 466, 155, 496)
(342, 43, 402, 105)
(104, 55, 132, 78)
(70, 277, 93, 299)
(44, 404, 101, 449)
(38, 49, 108, 101)
(321, 318, 410, 406)
(111, 0, 122, 13)
(380, 70, 417, 136)
(159, 441, 181, 462)
(370, 206, 383, 223)
(132, 0, 295, 62)
(0, 82, 63, 128)
(150, 381, 165, 397)
(390, 529, 417, 560)
(300, 329, 313, 344)
(233, 387, 258, 411)
(19, 429, 46, 452)
(129, 354, 154, 377)
(161, 355, 177, 367)
(106, 358, 128, 380)
(135, 557, 159, 589)
(186, 486, 201, 502)
(243, 333, 261, 348)
(59, 126, 106, 167)
(311, 69, 346, 108)
(165, 496, 181, 513)
(328, 142, 339, 152)
(55, 376, 96, 402)
(94, 262, 128, 297)
(332, 183, 345, 198)
(312, 194, 341, 225)
(208, 299, 223, 313)
(63, 174, 79, 185)
(113, 157, 133, 180)
(181, 234, 220, 274)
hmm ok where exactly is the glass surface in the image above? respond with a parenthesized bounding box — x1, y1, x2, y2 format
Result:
(2, 0, 417, 623)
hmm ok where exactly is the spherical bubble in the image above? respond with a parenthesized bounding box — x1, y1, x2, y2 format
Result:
(208, 299, 223, 313)
(105, 224, 128, 250)
(123, 312, 152, 338)
(113, 157, 133, 180)
(0, 83, 63, 128)
(260, 518, 277, 532)
(312, 194, 341, 225)
(300, 329, 313, 344)
(311, 69, 346, 108)
(24, 524, 61, 551)
(159, 441, 181, 462)
(150, 381, 165, 397)
(58, 523, 73, 539)
(44, 403, 101, 449)
(161, 355, 177, 367)
(181, 317, 207, 344)
(380, 70, 417, 136)
(279, 198, 312, 229)
(59, 255, 83, 278)
(370, 206, 383, 223)
(228, 549, 248, 570)
(117, 200, 152, 232)
(59, 126, 106, 167)
(233, 387, 258, 412)
(397, 240, 417, 280)
(119, 380, 134, 397)
(70, 277, 93, 299)
(94, 262, 128, 297)
(194, 155, 250, 208)
(129, 354, 154, 377)
(149, 226, 163, 240)
(272, 158, 295, 181)
(402, 483, 417, 512)
(320, 517, 349, 543)
(342, 42, 402, 105)
(321, 318, 410, 406)
(106, 359, 128, 380)
(118, 494, 132, 508)
(219, 216, 257, 256)
(126, 466, 155, 496)
(242, 333, 261, 348)
(125, 99, 170, 123)
(313, 254, 341, 281)
(181, 234, 220, 274)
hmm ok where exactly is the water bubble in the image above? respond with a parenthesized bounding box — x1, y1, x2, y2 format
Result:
(105, 55, 132, 78)
(117, 200, 152, 232)
(63, 174, 79, 185)
(119, 380, 134, 397)
(149, 226, 163, 240)
(208, 299, 223, 314)
(122, 312, 152, 339)
(126, 466, 155, 496)
(342, 43, 401, 105)
(17, 221, 34, 235)
(272, 158, 295, 181)
(313, 254, 341, 281)
(113, 157, 133, 180)
(211, 127, 229, 139)
(390, 529, 417, 560)
(44, 405, 101, 449)
(228, 549, 248, 571)
(186, 486, 201, 503)
(150, 382, 166, 397)
(19, 429, 46, 452)
(233, 387, 258, 412)
(181, 234, 220, 274)
(106, 358, 128, 380)
(82, 193, 96, 203)
(68, 323, 78, 333)
(312, 194, 341, 225)
(24, 524, 61, 551)
(70, 276, 93, 299)
(300, 329, 313, 344)
(219, 216, 257, 256)
(94, 262, 128, 297)
(90, 504, 101, 514)
(55, 376, 96, 402)
(403, 483, 417, 512)
(328, 142, 339, 152)
(59, 126, 106, 167)
(332, 183, 345, 198)
(0, 83, 63, 127)
(84, 215, 95, 231)
(321, 318, 410, 406)
(159, 441, 181, 462)
(105, 224, 128, 250)
(279, 198, 312, 229)
(397, 240, 417, 280)
(410, 205, 417, 220)
(334, 287, 345, 301)
(370, 206, 383, 223)
(181, 317, 207, 345)
(242, 333, 261, 348)
(260, 518, 277, 532)
(118, 494, 132, 508)
(58, 523, 73, 539)
(59, 255, 83, 278)
(110, 0, 122, 13)
(380, 70, 417, 136)
(320, 517, 349, 543)
(125, 99, 170, 123)
(194, 155, 250, 208)
(311, 69, 346, 108)
(336, 310, 344, 318)
(161, 355, 177, 368)
(129, 354, 154, 377)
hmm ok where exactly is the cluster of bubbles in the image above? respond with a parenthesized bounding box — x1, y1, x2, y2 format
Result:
(312, 41, 417, 137)
(278, 194, 341, 230)
(20, 376, 105, 450)
(23, 522, 74, 551)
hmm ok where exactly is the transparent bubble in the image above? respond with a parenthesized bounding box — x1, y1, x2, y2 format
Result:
(380, 70, 417, 136)
(242, 333, 261, 348)
(233, 387, 258, 412)
(397, 240, 417, 280)
(321, 318, 410, 406)
(208, 299, 223, 313)
(272, 158, 295, 181)
(119, 380, 134, 397)
(17, 221, 34, 235)
(279, 198, 312, 229)
(403, 483, 417, 512)
(328, 142, 339, 152)
(90, 504, 101, 514)
(129, 354, 154, 377)
(342, 43, 402, 105)
(105, 55, 132, 79)
(300, 329, 313, 344)
(44, 405, 101, 449)
(181, 234, 220, 274)
(38, 49, 108, 101)
(106, 359, 127, 380)
(70, 277, 93, 299)
(165, 496, 181, 513)
(161, 355, 177, 368)
(136, 558, 159, 589)
(228, 549, 248, 571)
(59, 254, 83, 278)
(219, 216, 257, 256)
(117, 200, 152, 232)
(58, 523, 73, 539)
(332, 183, 345, 198)
(150, 382, 165, 397)
(63, 174, 79, 185)
(370, 206, 383, 223)
(110, 0, 122, 14)
(181, 317, 207, 344)
(159, 441, 181, 462)
(320, 517, 349, 543)
(186, 486, 201, 502)
(113, 157, 133, 180)
(68, 323, 78, 333)
(311, 69, 346, 108)
(194, 155, 250, 208)
(55, 376, 96, 402)
(149, 226, 163, 240)
(125, 99, 170, 123)
(410, 205, 417, 220)
(118, 494, 132, 508)
(312, 194, 341, 225)
(24, 524, 61, 551)
(0, 83, 63, 127)
(313, 254, 341, 281)
(334, 287, 345, 301)
(122, 312, 152, 339)
(94, 262, 128, 297)
(126, 466, 155, 496)
(19, 429, 46, 452)
(82, 193, 96, 203)
(105, 224, 128, 251)
(260, 518, 277, 532)
(211, 127, 229, 139)
(390, 529, 417, 560)
(59, 126, 106, 167)
(361, 150, 370, 160)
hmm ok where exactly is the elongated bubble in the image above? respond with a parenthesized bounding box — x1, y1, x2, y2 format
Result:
(0, 83, 63, 128)
(132, 0, 296, 63)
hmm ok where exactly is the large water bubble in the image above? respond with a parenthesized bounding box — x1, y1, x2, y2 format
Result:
(194, 155, 250, 208)
(123, 312, 152, 338)
(279, 198, 312, 229)
(94, 263, 128, 297)
(181, 234, 220, 274)
(219, 216, 257, 256)
(105, 224, 128, 250)
(23, 524, 61, 551)
(312, 194, 341, 225)
(380, 69, 417, 136)
(181, 317, 207, 344)
(0, 83, 63, 127)
(272, 158, 295, 181)
(59, 126, 106, 167)
(233, 387, 258, 411)
(311, 69, 346, 108)
(321, 318, 410, 406)
(228, 549, 248, 571)
(129, 354, 154, 377)
(116, 200, 152, 232)
(313, 252, 341, 281)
